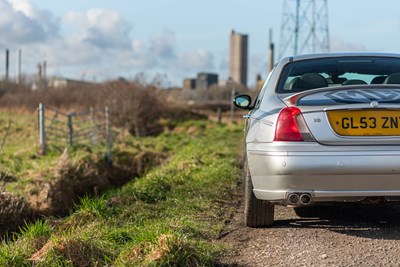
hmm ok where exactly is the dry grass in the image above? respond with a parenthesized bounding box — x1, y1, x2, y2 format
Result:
(0, 80, 212, 137)
(0, 81, 164, 135)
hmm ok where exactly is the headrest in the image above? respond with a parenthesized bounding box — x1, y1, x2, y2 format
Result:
(370, 76, 387, 84)
(384, 73, 400, 84)
(342, 79, 367, 85)
(299, 73, 328, 89)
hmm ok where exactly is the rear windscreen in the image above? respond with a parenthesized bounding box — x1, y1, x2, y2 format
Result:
(277, 57, 400, 93)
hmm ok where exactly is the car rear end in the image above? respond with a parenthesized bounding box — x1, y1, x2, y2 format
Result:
(247, 54, 400, 207)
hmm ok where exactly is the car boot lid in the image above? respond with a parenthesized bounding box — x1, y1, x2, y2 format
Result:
(281, 84, 400, 106)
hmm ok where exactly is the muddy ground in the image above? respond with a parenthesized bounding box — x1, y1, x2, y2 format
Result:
(216, 184, 400, 266)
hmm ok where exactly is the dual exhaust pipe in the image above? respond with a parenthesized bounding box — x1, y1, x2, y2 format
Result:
(287, 192, 313, 206)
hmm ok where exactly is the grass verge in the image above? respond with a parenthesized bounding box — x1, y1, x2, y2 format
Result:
(0, 120, 243, 266)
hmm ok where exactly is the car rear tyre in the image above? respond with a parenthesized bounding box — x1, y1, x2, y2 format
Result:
(244, 162, 274, 227)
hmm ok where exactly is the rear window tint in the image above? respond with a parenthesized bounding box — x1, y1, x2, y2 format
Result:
(277, 57, 400, 93)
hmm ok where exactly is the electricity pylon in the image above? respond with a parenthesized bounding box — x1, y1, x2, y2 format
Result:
(279, 0, 330, 58)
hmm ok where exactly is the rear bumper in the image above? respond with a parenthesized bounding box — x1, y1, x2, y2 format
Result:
(253, 189, 400, 203)
(247, 142, 400, 203)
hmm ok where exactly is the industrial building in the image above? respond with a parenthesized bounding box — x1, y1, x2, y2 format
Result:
(183, 73, 218, 90)
(182, 29, 248, 90)
(229, 30, 248, 87)
(196, 72, 218, 89)
(183, 78, 196, 90)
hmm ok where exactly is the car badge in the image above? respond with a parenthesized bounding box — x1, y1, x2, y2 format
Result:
(370, 101, 379, 108)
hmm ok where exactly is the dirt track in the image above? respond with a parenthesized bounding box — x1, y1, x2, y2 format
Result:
(216, 186, 400, 266)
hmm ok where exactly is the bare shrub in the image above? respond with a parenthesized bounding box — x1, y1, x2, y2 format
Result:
(0, 81, 184, 136)
(99, 81, 165, 136)
(164, 84, 258, 106)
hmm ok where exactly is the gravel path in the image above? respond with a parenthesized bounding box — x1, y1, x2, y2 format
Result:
(216, 188, 400, 266)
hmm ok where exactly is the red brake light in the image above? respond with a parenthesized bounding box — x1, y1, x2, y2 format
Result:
(274, 107, 304, 141)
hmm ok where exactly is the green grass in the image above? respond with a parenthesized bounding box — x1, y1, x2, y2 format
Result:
(0, 113, 96, 194)
(0, 111, 150, 197)
(0, 121, 243, 266)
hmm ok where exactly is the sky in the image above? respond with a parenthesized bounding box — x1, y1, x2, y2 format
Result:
(1, 0, 400, 87)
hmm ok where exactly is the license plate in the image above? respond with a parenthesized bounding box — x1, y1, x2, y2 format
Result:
(327, 109, 400, 136)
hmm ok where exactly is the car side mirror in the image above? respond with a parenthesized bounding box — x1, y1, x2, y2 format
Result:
(233, 94, 252, 110)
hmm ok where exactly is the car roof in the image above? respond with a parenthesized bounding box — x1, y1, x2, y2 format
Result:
(283, 52, 400, 62)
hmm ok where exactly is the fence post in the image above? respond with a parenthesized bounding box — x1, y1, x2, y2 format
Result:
(230, 89, 235, 123)
(105, 106, 112, 163)
(67, 112, 74, 146)
(90, 106, 97, 144)
(217, 107, 222, 124)
(38, 103, 47, 154)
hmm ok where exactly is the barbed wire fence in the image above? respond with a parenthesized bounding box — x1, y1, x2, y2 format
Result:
(38, 103, 112, 162)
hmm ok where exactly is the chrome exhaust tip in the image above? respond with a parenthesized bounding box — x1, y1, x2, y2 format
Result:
(286, 192, 313, 206)
(299, 194, 312, 205)
(287, 193, 300, 205)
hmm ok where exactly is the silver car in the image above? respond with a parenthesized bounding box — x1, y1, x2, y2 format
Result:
(234, 53, 400, 227)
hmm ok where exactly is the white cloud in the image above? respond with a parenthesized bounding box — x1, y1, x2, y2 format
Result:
(0, 1, 217, 85)
(177, 49, 214, 71)
(0, 0, 59, 45)
(131, 40, 145, 54)
(149, 30, 176, 59)
(330, 36, 367, 52)
(64, 9, 131, 49)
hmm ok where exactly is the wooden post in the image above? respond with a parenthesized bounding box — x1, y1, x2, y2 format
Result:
(5, 49, 9, 82)
(217, 107, 222, 124)
(105, 107, 112, 163)
(38, 103, 47, 154)
(90, 106, 97, 144)
(67, 112, 74, 146)
(230, 89, 235, 123)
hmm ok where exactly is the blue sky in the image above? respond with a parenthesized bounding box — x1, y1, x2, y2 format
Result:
(1, 0, 400, 87)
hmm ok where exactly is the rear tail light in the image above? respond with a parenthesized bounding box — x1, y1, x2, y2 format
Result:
(274, 107, 314, 141)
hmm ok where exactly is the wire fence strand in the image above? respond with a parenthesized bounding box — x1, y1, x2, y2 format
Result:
(38, 103, 112, 159)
